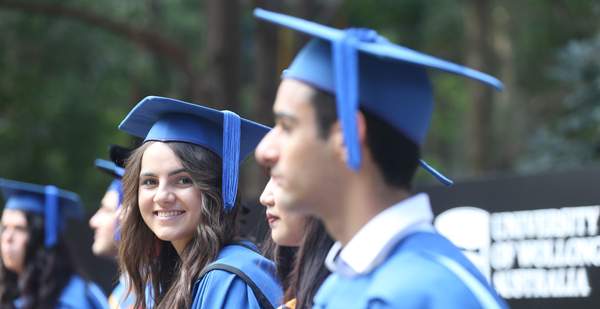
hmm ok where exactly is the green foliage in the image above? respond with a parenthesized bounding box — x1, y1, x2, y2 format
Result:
(2, 0, 600, 196)
(346, 0, 600, 181)
(345, 0, 464, 57)
(520, 33, 600, 172)
(0, 5, 144, 209)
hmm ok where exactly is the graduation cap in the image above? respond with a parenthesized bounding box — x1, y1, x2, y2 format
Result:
(95, 144, 131, 241)
(94, 159, 124, 241)
(94, 159, 124, 207)
(118, 96, 270, 211)
(0, 178, 83, 248)
(95, 159, 125, 179)
(108, 144, 132, 168)
(94, 144, 130, 207)
(254, 9, 504, 186)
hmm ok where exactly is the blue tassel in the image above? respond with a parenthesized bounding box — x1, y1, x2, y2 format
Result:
(222, 111, 241, 212)
(419, 160, 454, 186)
(333, 32, 361, 170)
(44, 185, 59, 248)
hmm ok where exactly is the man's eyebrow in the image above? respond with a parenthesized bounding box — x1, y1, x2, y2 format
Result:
(274, 112, 298, 123)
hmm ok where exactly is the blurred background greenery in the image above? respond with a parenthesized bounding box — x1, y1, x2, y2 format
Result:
(1, 0, 600, 211)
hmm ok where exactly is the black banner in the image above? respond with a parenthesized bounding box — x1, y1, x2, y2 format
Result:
(421, 167, 600, 309)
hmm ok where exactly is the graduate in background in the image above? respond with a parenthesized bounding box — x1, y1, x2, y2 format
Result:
(0, 178, 108, 309)
(260, 178, 333, 309)
(254, 9, 509, 309)
(117, 96, 282, 309)
(90, 146, 137, 309)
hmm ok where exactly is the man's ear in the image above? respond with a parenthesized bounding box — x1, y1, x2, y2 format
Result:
(330, 111, 367, 165)
(356, 111, 367, 146)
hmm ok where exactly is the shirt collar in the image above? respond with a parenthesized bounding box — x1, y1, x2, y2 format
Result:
(325, 193, 434, 277)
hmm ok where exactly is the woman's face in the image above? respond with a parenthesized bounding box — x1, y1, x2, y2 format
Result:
(0, 209, 29, 274)
(138, 142, 203, 255)
(260, 178, 307, 247)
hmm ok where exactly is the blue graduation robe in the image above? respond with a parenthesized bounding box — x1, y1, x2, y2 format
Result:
(15, 275, 108, 309)
(314, 232, 508, 309)
(108, 276, 136, 309)
(191, 243, 282, 309)
(58, 275, 108, 309)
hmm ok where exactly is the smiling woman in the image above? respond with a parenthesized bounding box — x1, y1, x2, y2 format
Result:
(137, 142, 206, 255)
(117, 96, 282, 309)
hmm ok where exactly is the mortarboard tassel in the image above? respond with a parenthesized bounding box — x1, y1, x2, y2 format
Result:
(333, 30, 361, 171)
(419, 160, 454, 186)
(222, 111, 241, 212)
(44, 185, 59, 248)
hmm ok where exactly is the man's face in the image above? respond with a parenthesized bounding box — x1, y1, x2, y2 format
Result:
(255, 79, 342, 217)
(89, 189, 119, 257)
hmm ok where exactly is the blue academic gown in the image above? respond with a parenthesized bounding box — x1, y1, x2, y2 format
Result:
(15, 275, 108, 309)
(191, 243, 282, 309)
(314, 232, 508, 309)
(108, 276, 136, 309)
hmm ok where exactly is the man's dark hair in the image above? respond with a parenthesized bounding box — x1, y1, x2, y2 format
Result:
(309, 89, 420, 190)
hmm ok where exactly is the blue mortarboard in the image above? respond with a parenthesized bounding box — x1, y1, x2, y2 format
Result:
(94, 158, 124, 241)
(118, 96, 270, 211)
(95, 144, 129, 206)
(108, 144, 132, 168)
(95, 159, 125, 179)
(0, 178, 83, 248)
(94, 158, 124, 206)
(254, 9, 504, 186)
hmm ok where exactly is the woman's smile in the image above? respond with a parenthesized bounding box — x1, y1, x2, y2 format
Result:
(154, 209, 186, 220)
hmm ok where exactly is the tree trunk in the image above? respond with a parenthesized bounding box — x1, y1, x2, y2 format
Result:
(292, 0, 316, 50)
(252, 0, 280, 125)
(204, 0, 241, 110)
(491, 2, 521, 171)
(465, 0, 497, 176)
(242, 0, 281, 206)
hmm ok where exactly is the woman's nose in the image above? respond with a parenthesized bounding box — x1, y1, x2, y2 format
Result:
(153, 183, 176, 205)
(259, 179, 276, 208)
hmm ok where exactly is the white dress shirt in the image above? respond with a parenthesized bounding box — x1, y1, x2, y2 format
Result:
(325, 193, 435, 277)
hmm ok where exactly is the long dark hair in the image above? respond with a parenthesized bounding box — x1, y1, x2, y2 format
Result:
(0, 212, 76, 309)
(265, 217, 333, 309)
(119, 141, 240, 309)
(261, 238, 296, 295)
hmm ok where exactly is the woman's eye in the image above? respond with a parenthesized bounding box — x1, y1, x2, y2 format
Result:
(177, 177, 193, 185)
(141, 178, 157, 186)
